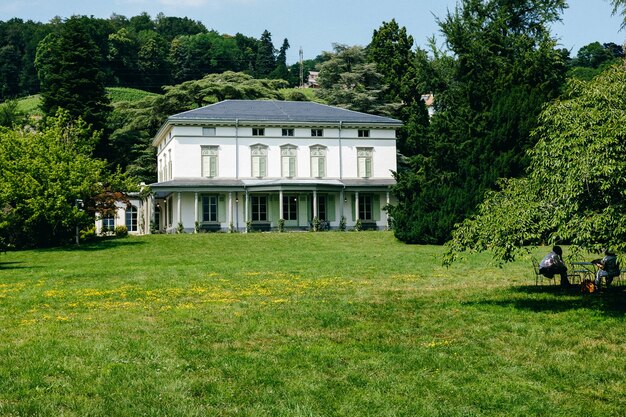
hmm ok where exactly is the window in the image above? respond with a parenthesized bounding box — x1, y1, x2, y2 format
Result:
(126, 206, 138, 232)
(162, 154, 168, 181)
(282, 128, 294, 137)
(168, 149, 172, 180)
(102, 215, 115, 231)
(251, 145, 268, 178)
(158, 158, 163, 181)
(311, 129, 323, 137)
(358, 194, 373, 220)
(252, 128, 265, 136)
(251, 196, 267, 221)
(202, 195, 218, 222)
(357, 147, 373, 178)
(358, 129, 370, 138)
(202, 127, 216, 136)
(283, 195, 298, 221)
(201, 146, 219, 178)
(281, 145, 297, 178)
(310, 145, 326, 178)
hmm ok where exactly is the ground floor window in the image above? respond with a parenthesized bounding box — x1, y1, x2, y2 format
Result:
(358, 194, 373, 221)
(283, 195, 298, 221)
(251, 195, 267, 222)
(102, 215, 115, 231)
(311, 195, 327, 221)
(202, 195, 218, 222)
(126, 206, 138, 232)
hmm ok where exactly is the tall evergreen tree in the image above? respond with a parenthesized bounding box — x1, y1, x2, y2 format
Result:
(255, 30, 276, 77)
(35, 17, 111, 136)
(390, 0, 568, 244)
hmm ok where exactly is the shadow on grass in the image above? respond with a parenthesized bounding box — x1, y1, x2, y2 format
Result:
(0, 261, 30, 270)
(56, 238, 146, 252)
(471, 285, 626, 317)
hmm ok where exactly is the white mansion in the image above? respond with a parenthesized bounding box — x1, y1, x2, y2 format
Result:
(97, 100, 402, 234)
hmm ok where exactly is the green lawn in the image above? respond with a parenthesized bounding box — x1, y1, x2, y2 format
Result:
(0, 232, 624, 416)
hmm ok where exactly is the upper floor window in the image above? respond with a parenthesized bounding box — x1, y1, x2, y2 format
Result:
(251, 144, 268, 178)
(358, 129, 370, 138)
(252, 128, 265, 136)
(310, 145, 326, 178)
(168, 149, 173, 180)
(281, 145, 297, 178)
(202, 127, 216, 136)
(282, 128, 294, 137)
(201, 146, 219, 178)
(311, 129, 323, 137)
(357, 147, 373, 178)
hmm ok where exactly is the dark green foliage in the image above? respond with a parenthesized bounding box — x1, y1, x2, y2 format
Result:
(390, 0, 568, 244)
(255, 30, 277, 78)
(446, 65, 626, 263)
(35, 17, 112, 135)
(567, 41, 624, 81)
(0, 110, 135, 248)
(315, 44, 393, 115)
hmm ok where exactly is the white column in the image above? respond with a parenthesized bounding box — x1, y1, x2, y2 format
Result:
(177, 192, 182, 225)
(385, 191, 390, 228)
(279, 190, 283, 219)
(228, 192, 233, 230)
(245, 190, 249, 232)
(313, 190, 318, 219)
(355, 191, 360, 222)
(194, 192, 199, 230)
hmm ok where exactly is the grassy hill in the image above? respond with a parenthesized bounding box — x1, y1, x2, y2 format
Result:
(1, 232, 624, 416)
(15, 87, 159, 116)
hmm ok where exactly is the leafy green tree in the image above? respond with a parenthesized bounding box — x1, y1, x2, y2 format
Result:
(35, 17, 111, 136)
(0, 110, 135, 248)
(445, 65, 626, 264)
(316, 44, 393, 115)
(155, 13, 207, 42)
(0, 100, 24, 128)
(108, 27, 139, 86)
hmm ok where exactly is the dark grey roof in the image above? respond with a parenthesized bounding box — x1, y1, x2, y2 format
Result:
(169, 100, 402, 126)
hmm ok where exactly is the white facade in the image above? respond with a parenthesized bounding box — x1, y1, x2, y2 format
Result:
(148, 100, 401, 233)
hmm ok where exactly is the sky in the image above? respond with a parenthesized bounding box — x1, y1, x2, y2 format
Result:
(0, 0, 624, 65)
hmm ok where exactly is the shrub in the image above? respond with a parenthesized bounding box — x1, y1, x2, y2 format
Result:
(80, 227, 97, 242)
(311, 216, 320, 232)
(355, 218, 362, 232)
(278, 218, 285, 232)
(114, 225, 128, 237)
(339, 216, 347, 232)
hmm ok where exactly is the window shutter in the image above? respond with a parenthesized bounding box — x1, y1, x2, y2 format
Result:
(373, 194, 381, 221)
(209, 156, 217, 177)
(282, 157, 290, 177)
(311, 157, 319, 177)
(260, 157, 266, 177)
(252, 157, 259, 177)
(365, 158, 372, 178)
(358, 158, 366, 178)
(289, 157, 296, 177)
(327, 194, 336, 222)
(319, 157, 325, 178)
